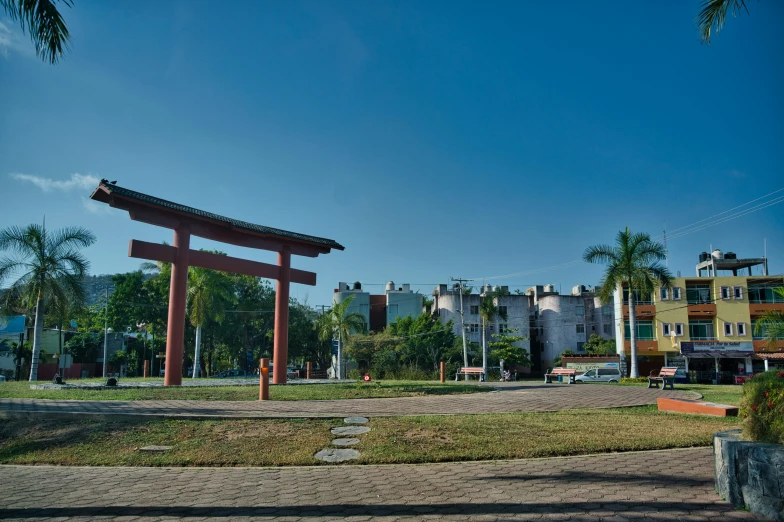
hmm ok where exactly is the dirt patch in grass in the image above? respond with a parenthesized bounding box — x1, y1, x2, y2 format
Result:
(0, 405, 740, 467)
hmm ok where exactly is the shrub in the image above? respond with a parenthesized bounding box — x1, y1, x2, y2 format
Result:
(620, 377, 648, 384)
(740, 370, 784, 444)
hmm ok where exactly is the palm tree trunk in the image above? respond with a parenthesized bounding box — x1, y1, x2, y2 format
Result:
(481, 317, 487, 380)
(192, 325, 202, 378)
(629, 294, 639, 378)
(336, 332, 343, 380)
(29, 296, 44, 381)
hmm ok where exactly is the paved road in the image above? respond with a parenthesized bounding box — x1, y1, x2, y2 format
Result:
(0, 383, 697, 419)
(0, 447, 764, 521)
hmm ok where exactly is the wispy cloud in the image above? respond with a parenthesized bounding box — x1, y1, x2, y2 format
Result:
(728, 169, 747, 179)
(0, 20, 33, 59)
(81, 197, 113, 215)
(10, 173, 100, 192)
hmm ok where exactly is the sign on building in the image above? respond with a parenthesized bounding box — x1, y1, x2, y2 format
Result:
(680, 341, 753, 358)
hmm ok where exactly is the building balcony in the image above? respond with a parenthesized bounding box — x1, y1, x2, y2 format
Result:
(749, 303, 784, 317)
(687, 304, 716, 317)
(622, 304, 656, 318)
(623, 340, 658, 353)
(753, 339, 784, 352)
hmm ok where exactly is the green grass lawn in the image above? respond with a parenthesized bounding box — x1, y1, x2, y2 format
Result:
(0, 406, 739, 466)
(0, 380, 491, 401)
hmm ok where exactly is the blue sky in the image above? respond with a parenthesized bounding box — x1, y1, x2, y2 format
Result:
(1, 0, 782, 307)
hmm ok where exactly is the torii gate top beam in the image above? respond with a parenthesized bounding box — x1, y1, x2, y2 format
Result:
(90, 181, 344, 257)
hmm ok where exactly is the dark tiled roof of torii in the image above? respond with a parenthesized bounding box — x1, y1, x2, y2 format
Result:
(92, 181, 344, 250)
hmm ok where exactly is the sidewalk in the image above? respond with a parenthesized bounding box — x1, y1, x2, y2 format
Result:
(0, 447, 763, 521)
(0, 383, 698, 419)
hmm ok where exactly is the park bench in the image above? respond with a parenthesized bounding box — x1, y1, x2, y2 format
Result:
(455, 367, 485, 381)
(648, 367, 678, 390)
(544, 367, 576, 384)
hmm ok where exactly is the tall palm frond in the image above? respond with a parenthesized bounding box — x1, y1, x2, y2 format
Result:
(315, 295, 366, 379)
(0, 0, 73, 64)
(697, 0, 749, 44)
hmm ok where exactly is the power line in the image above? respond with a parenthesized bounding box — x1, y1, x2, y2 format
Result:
(666, 187, 784, 235)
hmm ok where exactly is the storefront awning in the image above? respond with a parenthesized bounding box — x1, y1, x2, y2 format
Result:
(682, 351, 754, 359)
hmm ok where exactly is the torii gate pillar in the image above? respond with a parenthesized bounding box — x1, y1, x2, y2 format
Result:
(273, 248, 290, 384)
(164, 225, 191, 386)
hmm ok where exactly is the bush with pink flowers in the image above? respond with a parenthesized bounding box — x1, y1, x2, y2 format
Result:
(740, 370, 784, 444)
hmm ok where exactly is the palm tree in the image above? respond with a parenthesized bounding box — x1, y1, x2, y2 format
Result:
(583, 227, 672, 378)
(479, 289, 508, 378)
(0, 0, 72, 64)
(0, 223, 95, 380)
(754, 287, 784, 351)
(187, 267, 232, 378)
(315, 295, 366, 379)
(697, 0, 750, 44)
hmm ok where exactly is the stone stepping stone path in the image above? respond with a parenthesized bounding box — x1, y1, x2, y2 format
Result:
(315, 417, 370, 463)
(331, 438, 360, 447)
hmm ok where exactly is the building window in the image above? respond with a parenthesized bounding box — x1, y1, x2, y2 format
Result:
(689, 320, 715, 340)
(734, 286, 743, 300)
(660, 287, 669, 301)
(624, 320, 654, 340)
(499, 323, 508, 333)
(576, 324, 585, 334)
(723, 322, 733, 336)
(662, 323, 672, 336)
(749, 284, 784, 304)
(737, 322, 747, 336)
(672, 287, 682, 300)
(721, 286, 731, 300)
(575, 306, 584, 316)
(576, 342, 585, 352)
(498, 305, 508, 316)
(751, 319, 766, 340)
(686, 285, 711, 304)
(469, 305, 479, 315)
(602, 306, 613, 318)
(468, 323, 479, 333)
(603, 323, 612, 335)
(623, 288, 652, 305)
(674, 323, 684, 336)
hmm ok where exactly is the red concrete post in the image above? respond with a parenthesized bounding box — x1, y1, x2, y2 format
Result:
(273, 247, 291, 384)
(259, 358, 270, 400)
(306, 361, 312, 380)
(164, 225, 191, 386)
(143, 360, 150, 378)
(440, 361, 446, 383)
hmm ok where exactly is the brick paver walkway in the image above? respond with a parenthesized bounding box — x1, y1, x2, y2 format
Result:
(0, 383, 697, 419)
(0, 447, 764, 521)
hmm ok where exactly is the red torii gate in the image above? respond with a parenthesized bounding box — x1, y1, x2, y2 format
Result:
(90, 181, 343, 386)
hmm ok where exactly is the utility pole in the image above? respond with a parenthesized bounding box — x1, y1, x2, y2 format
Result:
(451, 277, 472, 380)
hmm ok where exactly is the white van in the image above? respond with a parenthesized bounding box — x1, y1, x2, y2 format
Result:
(575, 367, 621, 383)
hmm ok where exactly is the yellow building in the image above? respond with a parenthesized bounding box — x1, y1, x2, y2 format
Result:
(614, 252, 783, 382)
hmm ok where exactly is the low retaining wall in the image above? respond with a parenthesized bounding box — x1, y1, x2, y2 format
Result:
(714, 429, 784, 522)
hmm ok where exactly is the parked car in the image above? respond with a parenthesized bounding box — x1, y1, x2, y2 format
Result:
(575, 367, 621, 383)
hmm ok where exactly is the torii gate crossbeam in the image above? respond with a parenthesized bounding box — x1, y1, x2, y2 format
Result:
(90, 181, 344, 386)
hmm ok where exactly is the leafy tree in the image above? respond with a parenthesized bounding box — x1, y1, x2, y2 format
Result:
(0, 0, 72, 64)
(754, 287, 784, 350)
(187, 265, 232, 378)
(584, 334, 616, 356)
(697, 0, 751, 44)
(488, 328, 530, 368)
(0, 223, 95, 380)
(553, 349, 575, 368)
(315, 295, 366, 379)
(583, 227, 672, 378)
(64, 332, 101, 363)
(108, 350, 128, 371)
